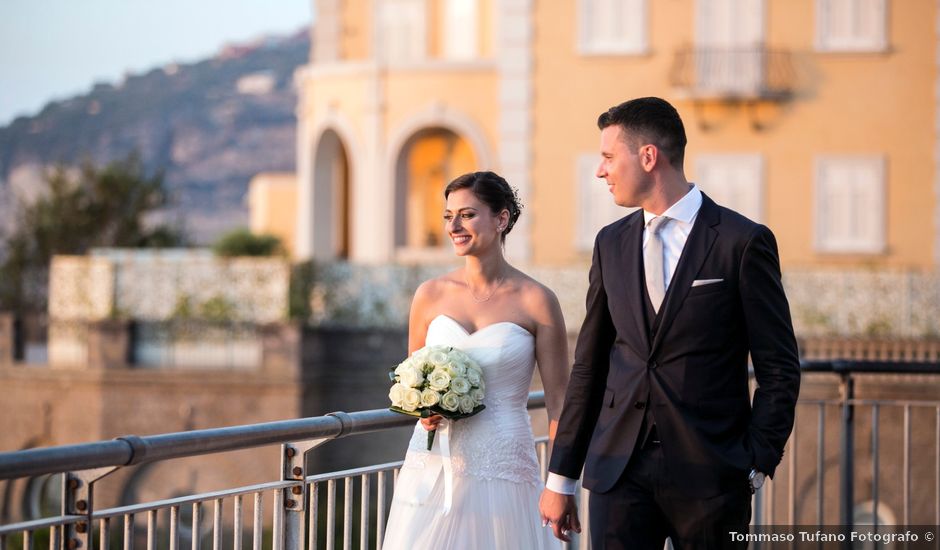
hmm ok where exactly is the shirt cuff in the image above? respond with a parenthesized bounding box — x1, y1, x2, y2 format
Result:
(545, 473, 578, 495)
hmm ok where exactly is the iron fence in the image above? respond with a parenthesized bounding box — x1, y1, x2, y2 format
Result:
(2, 362, 939, 549)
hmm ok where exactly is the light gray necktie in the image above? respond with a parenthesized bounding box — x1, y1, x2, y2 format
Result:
(644, 216, 670, 313)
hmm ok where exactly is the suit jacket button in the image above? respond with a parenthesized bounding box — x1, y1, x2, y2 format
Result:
(634, 401, 646, 409)
(648, 361, 658, 370)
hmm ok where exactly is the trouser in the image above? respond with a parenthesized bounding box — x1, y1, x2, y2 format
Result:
(588, 440, 751, 550)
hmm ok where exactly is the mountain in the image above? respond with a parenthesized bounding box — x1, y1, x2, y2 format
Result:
(0, 30, 310, 243)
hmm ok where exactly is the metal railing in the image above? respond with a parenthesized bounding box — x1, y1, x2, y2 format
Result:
(0, 394, 570, 550)
(774, 361, 940, 530)
(670, 47, 795, 100)
(2, 363, 939, 550)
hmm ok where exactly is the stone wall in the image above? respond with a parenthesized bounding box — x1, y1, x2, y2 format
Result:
(302, 262, 940, 339)
(50, 250, 289, 323)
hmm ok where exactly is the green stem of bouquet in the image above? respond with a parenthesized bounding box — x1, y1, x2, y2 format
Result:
(427, 429, 436, 451)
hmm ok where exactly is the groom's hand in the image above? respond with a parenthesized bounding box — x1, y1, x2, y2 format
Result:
(539, 488, 581, 542)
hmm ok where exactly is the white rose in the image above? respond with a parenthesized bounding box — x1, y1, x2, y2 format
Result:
(451, 377, 471, 395)
(429, 349, 450, 367)
(447, 359, 467, 377)
(465, 368, 482, 386)
(389, 383, 407, 407)
(427, 368, 451, 391)
(458, 394, 475, 414)
(440, 391, 460, 412)
(420, 388, 441, 407)
(398, 364, 424, 388)
(412, 348, 429, 362)
(402, 388, 422, 412)
(393, 359, 414, 378)
(470, 388, 484, 402)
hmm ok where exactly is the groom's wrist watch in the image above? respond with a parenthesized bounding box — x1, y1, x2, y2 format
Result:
(748, 469, 765, 493)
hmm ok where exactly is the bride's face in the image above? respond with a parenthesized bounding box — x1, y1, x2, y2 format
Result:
(443, 188, 504, 256)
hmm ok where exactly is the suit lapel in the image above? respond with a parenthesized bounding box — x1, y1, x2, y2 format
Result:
(649, 195, 720, 357)
(618, 211, 650, 355)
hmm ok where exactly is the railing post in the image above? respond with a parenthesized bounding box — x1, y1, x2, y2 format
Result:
(280, 413, 353, 550)
(838, 367, 854, 544)
(281, 439, 328, 550)
(63, 467, 118, 550)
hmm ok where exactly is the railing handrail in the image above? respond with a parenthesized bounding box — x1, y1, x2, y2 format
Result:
(0, 392, 548, 480)
(800, 359, 940, 374)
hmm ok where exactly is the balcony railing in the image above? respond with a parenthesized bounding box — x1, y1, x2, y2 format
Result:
(670, 47, 796, 101)
(2, 363, 939, 549)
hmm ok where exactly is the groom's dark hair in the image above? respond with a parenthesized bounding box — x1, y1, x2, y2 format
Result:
(444, 171, 522, 243)
(598, 97, 687, 169)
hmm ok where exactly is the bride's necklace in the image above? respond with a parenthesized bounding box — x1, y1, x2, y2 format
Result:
(464, 270, 505, 303)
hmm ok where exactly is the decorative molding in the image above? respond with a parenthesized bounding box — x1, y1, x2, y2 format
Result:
(497, 0, 534, 261)
(306, 60, 498, 79)
(385, 104, 496, 173)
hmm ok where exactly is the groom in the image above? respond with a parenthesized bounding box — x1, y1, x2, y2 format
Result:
(539, 97, 801, 549)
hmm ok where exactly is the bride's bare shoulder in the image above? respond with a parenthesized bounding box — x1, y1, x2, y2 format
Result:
(414, 270, 464, 302)
(511, 270, 564, 323)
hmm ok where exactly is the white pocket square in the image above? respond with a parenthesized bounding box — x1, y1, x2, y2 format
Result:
(691, 278, 724, 287)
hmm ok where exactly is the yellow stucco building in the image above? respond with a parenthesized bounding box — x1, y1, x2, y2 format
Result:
(293, 0, 938, 269)
(248, 172, 299, 257)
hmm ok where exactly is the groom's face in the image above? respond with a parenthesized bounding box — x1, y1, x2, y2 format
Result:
(596, 125, 649, 208)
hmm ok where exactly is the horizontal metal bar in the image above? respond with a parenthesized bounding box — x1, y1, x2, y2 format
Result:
(300, 435, 554, 484)
(800, 360, 940, 374)
(846, 399, 940, 408)
(0, 441, 132, 482)
(0, 516, 83, 536)
(0, 392, 550, 480)
(92, 481, 298, 519)
(306, 463, 404, 483)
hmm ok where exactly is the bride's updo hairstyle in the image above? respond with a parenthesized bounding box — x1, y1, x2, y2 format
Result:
(444, 171, 523, 243)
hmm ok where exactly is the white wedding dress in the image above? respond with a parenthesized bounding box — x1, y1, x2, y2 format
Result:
(382, 314, 560, 550)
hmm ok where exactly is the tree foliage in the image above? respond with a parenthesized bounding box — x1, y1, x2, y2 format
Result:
(0, 153, 185, 313)
(211, 228, 283, 257)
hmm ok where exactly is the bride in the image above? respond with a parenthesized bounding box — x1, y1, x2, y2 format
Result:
(382, 171, 570, 549)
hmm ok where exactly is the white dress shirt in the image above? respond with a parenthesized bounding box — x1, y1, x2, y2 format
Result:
(546, 185, 703, 496)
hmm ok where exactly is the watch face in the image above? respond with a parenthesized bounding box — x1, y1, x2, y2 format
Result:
(751, 472, 765, 489)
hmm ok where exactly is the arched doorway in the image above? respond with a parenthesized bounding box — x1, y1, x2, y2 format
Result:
(394, 128, 477, 252)
(312, 129, 350, 258)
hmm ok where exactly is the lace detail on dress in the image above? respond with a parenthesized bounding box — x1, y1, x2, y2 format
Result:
(401, 419, 541, 486)
(448, 425, 541, 485)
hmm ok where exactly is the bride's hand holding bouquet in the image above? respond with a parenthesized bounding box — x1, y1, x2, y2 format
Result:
(388, 344, 486, 450)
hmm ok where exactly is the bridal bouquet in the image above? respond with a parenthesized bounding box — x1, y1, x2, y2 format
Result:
(388, 345, 486, 450)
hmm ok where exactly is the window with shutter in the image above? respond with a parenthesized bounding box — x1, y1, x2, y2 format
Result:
(816, 0, 888, 52)
(695, 154, 764, 222)
(578, 0, 647, 55)
(814, 156, 886, 253)
(379, 0, 427, 63)
(575, 154, 637, 251)
(443, 0, 478, 59)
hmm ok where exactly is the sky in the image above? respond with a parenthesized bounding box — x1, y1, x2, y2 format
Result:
(0, 1, 313, 126)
